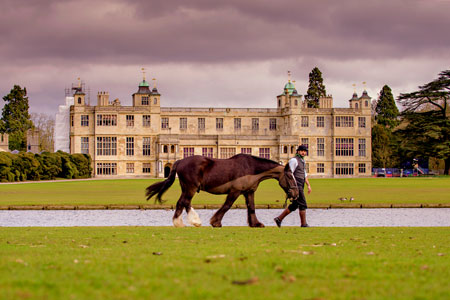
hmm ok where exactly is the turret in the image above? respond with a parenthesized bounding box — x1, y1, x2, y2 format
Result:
(277, 71, 301, 109)
(73, 78, 86, 106)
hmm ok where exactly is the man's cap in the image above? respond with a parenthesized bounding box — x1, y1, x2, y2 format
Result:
(296, 145, 308, 151)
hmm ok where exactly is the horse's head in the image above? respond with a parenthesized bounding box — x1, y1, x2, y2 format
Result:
(279, 164, 299, 200)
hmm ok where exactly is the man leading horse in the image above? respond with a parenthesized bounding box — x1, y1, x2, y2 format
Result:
(274, 144, 312, 227)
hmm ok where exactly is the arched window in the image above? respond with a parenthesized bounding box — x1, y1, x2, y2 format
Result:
(78, 97, 82, 104)
(355, 102, 359, 109)
(291, 146, 295, 153)
(283, 146, 288, 153)
(365, 101, 368, 107)
(163, 145, 168, 153)
(278, 99, 281, 107)
(154, 98, 158, 105)
(295, 99, 298, 106)
(171, 145, 175, 153)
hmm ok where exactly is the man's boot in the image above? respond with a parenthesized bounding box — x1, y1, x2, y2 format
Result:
(274, 208, 291, 227)
(299, 210, 309, 227)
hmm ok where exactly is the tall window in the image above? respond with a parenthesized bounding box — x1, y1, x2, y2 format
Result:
(234, 118, 241, 130)
(202, 147, 213, 158)
(141, 96, 149, 105)
(143, 163, 151, 173)
(81, 137, 89, 154)
(126, 137, 134, 156)
(126, 115, 134, 127)
(126, 163, 134, 174)
(301, 116, 309, 127)
(317, 138, 324, 156)
(161, 117, 169, 129)
(259, 148, 270, 159)
(358, 163, 366, 173)
(358, 139, 366, 157)
(317, 116, 324, 128)
(216, 118, 223, 130)
(183, 147, 194, 158)
(142, 115, 151, 127)
(198, 118, 205, 131)
(241, 148, 252, 155)
(71, 116, 74, 127)
(81, 115, 89, 127)
(358, 117, 366, 128)
(335, 138, 354, 156)
(269, 118, 277, 131)
(335, 163, 354, 175)
(143, 137, 151, 156)
(220, 148, 236, 159)
(335, 116, 354, 127)
(317, 163, 325, 173)
(97, 163, 117, 175)
(97, 137, 117, 156)
(180, 118, 187, 130)
(252, 118, 259, 131)
(97, 115, 117, 126)
(301, 138, 309, 155)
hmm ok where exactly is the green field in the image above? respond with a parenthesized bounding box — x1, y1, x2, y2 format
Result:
(0, 227, 448, 299)
(0, 177, 449, 206)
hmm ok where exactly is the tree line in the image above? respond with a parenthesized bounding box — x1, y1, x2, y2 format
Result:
(0, 151, 92, 182)
(372, 69, 450, 175)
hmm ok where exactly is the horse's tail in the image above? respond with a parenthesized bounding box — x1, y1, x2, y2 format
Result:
(145, 160, 179, 204)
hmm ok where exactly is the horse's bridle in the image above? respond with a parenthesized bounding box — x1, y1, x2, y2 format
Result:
(285, 173, 298, 200)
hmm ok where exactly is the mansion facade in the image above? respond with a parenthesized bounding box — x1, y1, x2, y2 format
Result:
(60, 76, 372, 178)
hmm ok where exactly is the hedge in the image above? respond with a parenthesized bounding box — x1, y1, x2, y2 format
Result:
(0, 151, 92, 182)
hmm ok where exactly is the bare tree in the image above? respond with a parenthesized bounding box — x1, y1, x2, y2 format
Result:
(31, 113, 55, 152)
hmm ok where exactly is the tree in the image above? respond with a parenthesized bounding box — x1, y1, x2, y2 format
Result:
(375, 85, 400, 128)
(305, 67, 327, 108)
(371, 124, 400, 168)
(1, 85, 34, 151)
(31, 113, 55, 152)
(397, 69, 450, 175)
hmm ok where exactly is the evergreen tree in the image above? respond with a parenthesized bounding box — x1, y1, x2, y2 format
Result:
(397, 69, 450, 175)
(1, 85, 33, 151)
(306, 67, 327, 108)
(372, 85, 401, 167)
(375, 85, 399, 128)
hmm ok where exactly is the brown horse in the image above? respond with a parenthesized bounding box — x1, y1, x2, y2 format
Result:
(146, 154, 299, 227)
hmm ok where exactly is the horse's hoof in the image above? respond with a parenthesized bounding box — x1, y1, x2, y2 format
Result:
(210, 221, 222, 228)
(250, 222, 265, 228)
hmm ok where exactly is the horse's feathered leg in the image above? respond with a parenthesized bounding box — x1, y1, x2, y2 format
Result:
(210, 190, 240, 227)
(173, 187, 199, 228)
(244, 191, 264, 227)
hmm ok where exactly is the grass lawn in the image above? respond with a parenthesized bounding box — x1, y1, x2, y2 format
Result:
(0, 227, 448, 299)
(0, 177, 449, 206)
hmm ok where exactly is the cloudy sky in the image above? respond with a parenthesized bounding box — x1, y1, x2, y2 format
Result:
(1, 0, 449, 116)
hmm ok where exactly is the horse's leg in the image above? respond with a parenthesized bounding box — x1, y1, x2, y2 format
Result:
(186, 191, 202, 227)
(173, 187, 202, 227)
(244, 191, 264, 228)
(173, 192, 187, 227)
(210, 190, 240, 227)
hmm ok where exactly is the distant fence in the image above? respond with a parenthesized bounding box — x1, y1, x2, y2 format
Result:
(372, 168, 431, 177)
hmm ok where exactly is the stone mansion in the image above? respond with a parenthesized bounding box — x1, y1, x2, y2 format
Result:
(56, 75, 372, 178)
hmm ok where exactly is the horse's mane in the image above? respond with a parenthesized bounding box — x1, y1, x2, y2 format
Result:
(230, 153, 281, 174)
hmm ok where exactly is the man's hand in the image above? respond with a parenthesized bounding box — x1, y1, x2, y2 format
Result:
(307, 185, 312, 194)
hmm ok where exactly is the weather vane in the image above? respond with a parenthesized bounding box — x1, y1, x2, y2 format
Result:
(141, 67, 146, 81)
(287, 71, 291, 82)
(352, 83, 356, 93)
(152, 78, 157, 89)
